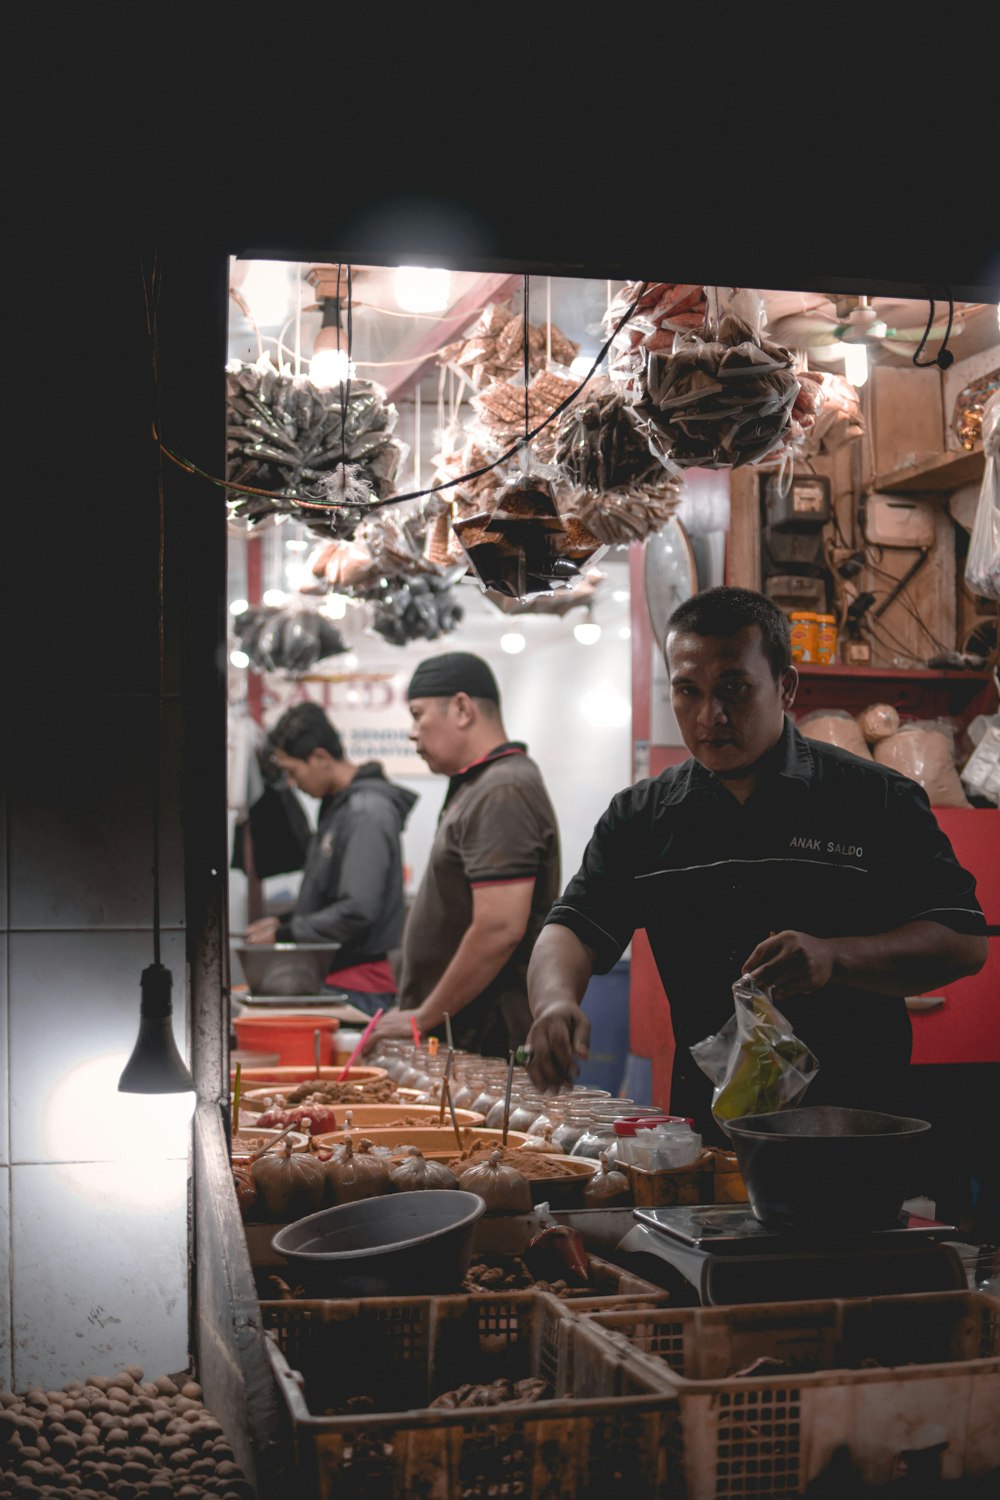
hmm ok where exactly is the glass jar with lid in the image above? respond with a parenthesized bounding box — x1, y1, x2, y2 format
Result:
(571, 1102, 664, 1161)
(482, 1069, 533, 1129)
(372, 1040, 412, 1080)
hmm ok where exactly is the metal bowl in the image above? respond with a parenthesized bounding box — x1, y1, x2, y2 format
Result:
(271, 1190, 486, 1296)
(234, 943, 339, 996)
(724, 1105, 932, 1235)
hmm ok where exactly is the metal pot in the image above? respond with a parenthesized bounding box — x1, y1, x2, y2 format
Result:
(234, 942, 339, 996)
(724, 1105, 932, 1235)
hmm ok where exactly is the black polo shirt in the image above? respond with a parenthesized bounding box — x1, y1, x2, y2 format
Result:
(546, 718, 986, 1137)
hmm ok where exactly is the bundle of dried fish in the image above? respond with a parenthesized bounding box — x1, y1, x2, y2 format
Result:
(226, 356, 406, 535)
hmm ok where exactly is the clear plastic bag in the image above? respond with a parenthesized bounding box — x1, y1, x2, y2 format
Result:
(799, 709, 873, 759)
(965, 390, 1000, 601)
(691, 975, 820, 1122)
(874, 719, 971, 808)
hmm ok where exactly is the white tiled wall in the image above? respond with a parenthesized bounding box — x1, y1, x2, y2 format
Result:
(2, 697, 191, 1392)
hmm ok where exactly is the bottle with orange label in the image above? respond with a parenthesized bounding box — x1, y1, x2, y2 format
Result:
(789, 611, 819, 662)
(815, 614, 838, 664)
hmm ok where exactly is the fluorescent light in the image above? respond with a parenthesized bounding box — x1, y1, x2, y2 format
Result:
(842, 343, 869, 387)
(573, 621, 602, 645)
(500, 632, 527, 654)
(230, 650, 250, 669)
(395, 266, 452, 313)
(229, 598, 249, 615)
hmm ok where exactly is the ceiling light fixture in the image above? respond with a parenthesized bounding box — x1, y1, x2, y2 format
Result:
(236, 259, 292, 328)
(121, 258, 196, 1103)
(394, 266, 452, 313)
(309, 296, 356, 387)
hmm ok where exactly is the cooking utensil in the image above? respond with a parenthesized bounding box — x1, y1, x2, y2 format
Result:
(724, 1105, 932, 1234)
(335, 1008, 384, 1081)
(234, 943, 340, 996)
(271, 1189, 486, 1296)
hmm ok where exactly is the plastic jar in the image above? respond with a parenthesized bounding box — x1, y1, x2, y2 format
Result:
(789, 611, 818, 663)
(815, 614, 838, 664)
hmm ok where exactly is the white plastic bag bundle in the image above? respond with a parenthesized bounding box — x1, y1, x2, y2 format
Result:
(965, 390, 1000, 600)
(874, 720, 971, 808)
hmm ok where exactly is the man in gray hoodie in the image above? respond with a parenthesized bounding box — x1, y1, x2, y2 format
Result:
(244, 702, 417, 1016)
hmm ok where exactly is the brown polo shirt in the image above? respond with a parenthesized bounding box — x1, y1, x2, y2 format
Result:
(398, 742, 561, 1056)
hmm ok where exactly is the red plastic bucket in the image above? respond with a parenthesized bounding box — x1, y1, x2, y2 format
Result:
(232, 1013, 340, 1066)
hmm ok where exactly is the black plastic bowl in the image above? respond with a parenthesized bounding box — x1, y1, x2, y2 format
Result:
(724, 1105, 932, 1235)
(271, 1190, 486, 1296)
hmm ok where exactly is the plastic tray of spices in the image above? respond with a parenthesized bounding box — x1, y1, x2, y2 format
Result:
(260, 1291, 677, 1499)
(570, 1289, 1000, 1498)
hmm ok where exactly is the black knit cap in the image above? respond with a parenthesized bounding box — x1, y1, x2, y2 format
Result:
(406, 651, 500, 703)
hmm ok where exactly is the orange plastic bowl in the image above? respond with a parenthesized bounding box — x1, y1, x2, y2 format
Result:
(230, 1064, 387, 1088)
(232, 1013, 340, 1066)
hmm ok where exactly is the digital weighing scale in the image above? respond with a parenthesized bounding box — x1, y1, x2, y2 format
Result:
(618, 1204, 967, 1305)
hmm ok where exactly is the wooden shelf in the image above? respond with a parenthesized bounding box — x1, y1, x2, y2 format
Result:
(873, 448, 985, 495)
(796, 665, 992, 683)
(792, 664, 997, 735)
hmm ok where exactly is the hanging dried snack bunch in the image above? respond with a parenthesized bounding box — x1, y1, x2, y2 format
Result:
(485, 566, 605, 616)
(638, 288, 801, 469)
(605, 282, 709, 396)
(552, 376, 684, 543)
(471, 368, 581, 456)
(226, 356, 407, 534)
(798, 371, 865, 458)
(430, 439, 503, 518)
(232, 603, 348, 675)
(453, 467, 604, 600)
(369, 574, 465, 646)
(952, 369, 999, 452)
(438, 300, 579, 389)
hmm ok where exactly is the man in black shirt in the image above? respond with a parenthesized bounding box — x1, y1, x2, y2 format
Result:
(525, 587, 988, 1139)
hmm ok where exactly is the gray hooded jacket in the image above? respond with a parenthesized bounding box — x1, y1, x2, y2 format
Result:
(275, 763, 417, 965)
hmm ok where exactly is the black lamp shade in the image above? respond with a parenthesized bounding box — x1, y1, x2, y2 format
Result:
(118, 963, 195, 1095)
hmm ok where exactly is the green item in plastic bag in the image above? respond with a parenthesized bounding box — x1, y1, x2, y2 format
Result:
(690, 975, 820, 1121)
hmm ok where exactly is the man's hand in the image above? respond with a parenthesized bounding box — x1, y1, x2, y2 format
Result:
(742, 929, 835, 1003)
(245, 917, 280, 945)
(362, 1007, 420, 1052)
(524, 1001, 591, 1091)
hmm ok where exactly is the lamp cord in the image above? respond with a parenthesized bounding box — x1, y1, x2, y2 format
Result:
(912, 292, 955, 370)
(140, 251, 165, 967)
(163, 281, 651, 511)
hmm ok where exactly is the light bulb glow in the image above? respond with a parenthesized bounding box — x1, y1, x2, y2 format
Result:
(569, 355, 597, 381)
(230, 650, 250, 669)
(262, 588, 286, 607)
(573, 622, 602, 645)
(841, 343, 869, 387)
(285, 538, 309, 552)
(44, 1050, 194, 1202)
(309, 348, 355, 387)
(324, 594, 348, 620)
(500, 632, 527, 654)
(394, 266, 452, 313)
(612, 589, 630, 603)
(619, 625, 632, 640)
(229, 598, 249, 615)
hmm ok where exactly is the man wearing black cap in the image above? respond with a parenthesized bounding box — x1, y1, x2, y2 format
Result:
(368, 651, 561, 1056)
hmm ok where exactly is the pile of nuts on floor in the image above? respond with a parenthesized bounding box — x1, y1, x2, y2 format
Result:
(0, 1366, 253, 1499)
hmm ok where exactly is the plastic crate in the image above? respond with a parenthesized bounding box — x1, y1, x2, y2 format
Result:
(261, 1291, 675, 1498)
(574, 1291, 1000, 1497)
